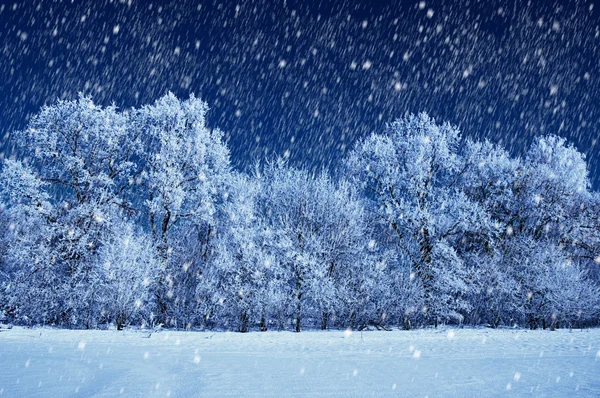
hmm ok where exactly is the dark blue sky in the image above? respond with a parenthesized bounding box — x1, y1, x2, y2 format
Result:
(1, 0, 599, 188)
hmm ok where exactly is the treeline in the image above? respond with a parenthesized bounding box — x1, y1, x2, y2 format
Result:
(0, 94, 599, 332)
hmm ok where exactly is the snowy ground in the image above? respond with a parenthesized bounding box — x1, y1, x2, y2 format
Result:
(0, 326, 599, 397)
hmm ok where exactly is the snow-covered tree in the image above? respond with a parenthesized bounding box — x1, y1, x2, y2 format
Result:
(2, 93, 598, 331)
(574, 193, 600, 284)
(457, 139, 520, 326)
(1, 95, 142, 327)
(131, 93, 231, 326)
(461, 135, 600, 327)
(0, 160, 58, 324)
(346, 113, 478, 326)
(256, 161, 370, 331)
(95, 220, 160, 329)
(203, 173, 271, 332)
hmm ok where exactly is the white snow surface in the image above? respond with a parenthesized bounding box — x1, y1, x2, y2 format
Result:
(1, 326, 599, 397)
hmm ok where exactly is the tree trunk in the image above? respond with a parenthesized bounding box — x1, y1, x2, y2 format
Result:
(240, 311, 249, 333)
(259, 314, 267, 332)
(295, 299, 302, 333)
(154, 218, 171, 326)
(116, 311, 125, 330)
(155, 291, 168, 326)
(321, 312, 329, 330)
(403, 316, 411, 330)
(295, 274, 302, 333)
(349, 311, 356, 330)
(418, 227, 437, 327)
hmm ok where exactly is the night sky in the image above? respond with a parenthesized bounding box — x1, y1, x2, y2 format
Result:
(1, 0, 599, 188)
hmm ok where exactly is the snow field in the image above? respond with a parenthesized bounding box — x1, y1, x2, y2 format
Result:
(1, 327, 599, 397)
